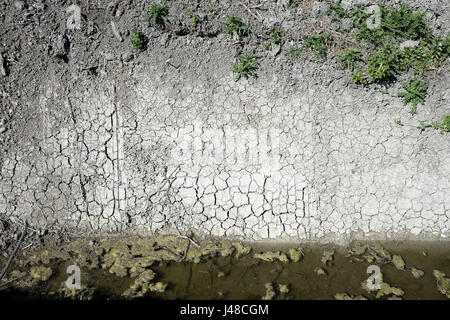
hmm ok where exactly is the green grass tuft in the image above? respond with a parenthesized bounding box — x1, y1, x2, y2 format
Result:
(232, 52, 259, 81)
(130, 29, 144, 50)
(223, 15, 251, 39)
(339, 47, 362, 71)
(188, 10, 199, 26)
(398, 78, 428, 115)
(303, 33, 332, 58)
(269, 27, 284, 45)
(147, 4, 169, 25)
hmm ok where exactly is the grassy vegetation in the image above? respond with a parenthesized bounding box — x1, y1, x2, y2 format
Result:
(398, 78, 428, 115)
(147, 3, 169, 25)
(289, 0, 302, 8)
(130, 29, 144, 50)
(338, 47, 362, 71)
(264, 42, 272, 51)
(419, 114, 450, 134)
(232, 52, 259, 81)
(269, 27, 284, 45)
(130, 2, 448, 128)
(326, 2, 450, 114)
(223, 15, 251, 39)
(188, 10, 199, 26)
(285, 44, 302, 57)
(302, 33, 332, 58)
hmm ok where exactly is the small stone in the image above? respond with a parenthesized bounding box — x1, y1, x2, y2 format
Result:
(310, 1, 330, 19)
(270, 44, 281, 57)
(122, 52, 134, 63)
(399, 40, 420, 52)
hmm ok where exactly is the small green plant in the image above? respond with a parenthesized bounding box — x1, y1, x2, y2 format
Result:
(352, 3, 432, 45)
(325, 1, 351, 19)
(188, 10, 199, 25)
(208, 6, 215, 13)
(232, 52, 259, 81)
(147, 4, 169, 25)
(398, 78, 428, 115)
(289, 0, 301, 8)
(223, 15, 251, 39)
(269, 27, 284, 45)
(130, 29, 144, 50)
(285, 44, 301, 57)
(338, 47, 362, 71)
(303, 33, 332, 58)
(264, 42, 273, 51)
(418, 115, 450, 134)
(352, 69, 367, 84)
(364, 44, 399, 84)
(394, 119, 404, 126)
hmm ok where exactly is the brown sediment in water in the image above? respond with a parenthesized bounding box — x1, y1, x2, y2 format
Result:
(0, 236, 448, 300)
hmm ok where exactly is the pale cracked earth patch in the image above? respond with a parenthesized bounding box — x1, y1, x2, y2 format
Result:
(0, 24, 449, 242)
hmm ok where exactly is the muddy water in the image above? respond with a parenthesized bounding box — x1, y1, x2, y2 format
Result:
(146, 242, 449, 300)
(9, 241, 444, 300)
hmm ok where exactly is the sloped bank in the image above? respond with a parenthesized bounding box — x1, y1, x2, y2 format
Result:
(0, 0, 449, 245)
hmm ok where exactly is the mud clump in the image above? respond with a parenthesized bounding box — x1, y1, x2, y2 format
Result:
(262, 283, 276, 300)
(254, 251, 289, 263)
(433, 270, 450, 298)
(335, 293, 367, 300)
(123, 269, 167, 298)
(314, 267, 327, 276)
(411, 267, 424, 279)
(375, 282, 405, 299)
(392, 255, 406, 270)
(321, 249, 334, 266)
(288, 248, 304, 262)
(30, 266, 53, 281)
